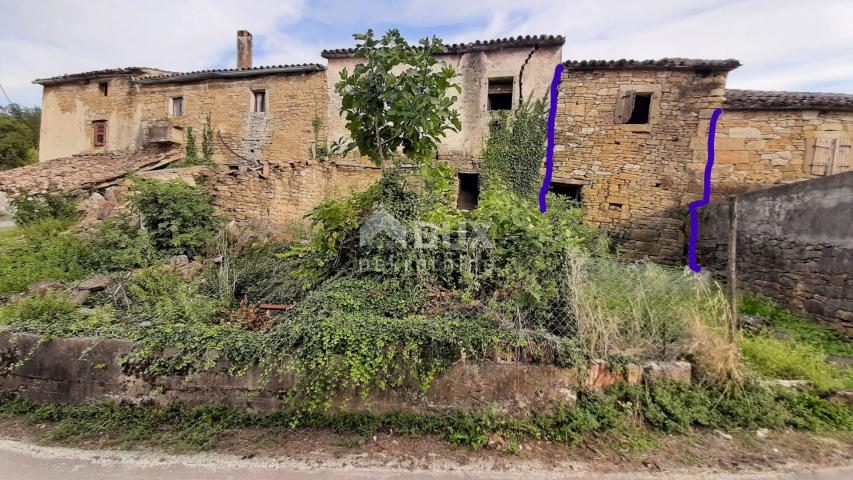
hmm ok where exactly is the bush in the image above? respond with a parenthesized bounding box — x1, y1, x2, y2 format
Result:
(126, 268, 223, 325)
(130, 178, 218, 256)
(11, 190, 80, 226)
(82, 214, 156, 272)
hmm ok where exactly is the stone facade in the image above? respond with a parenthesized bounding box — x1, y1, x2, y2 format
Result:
(695, 171, 853, 335)
(552, 60, 734, 262)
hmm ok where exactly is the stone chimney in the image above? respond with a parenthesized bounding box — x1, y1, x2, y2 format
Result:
(237, 30, 253, 69)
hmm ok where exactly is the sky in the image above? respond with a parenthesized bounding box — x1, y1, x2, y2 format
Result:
(2, 0, 852, 107)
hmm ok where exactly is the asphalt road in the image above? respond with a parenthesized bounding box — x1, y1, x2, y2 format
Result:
(1, 438, 852, 480)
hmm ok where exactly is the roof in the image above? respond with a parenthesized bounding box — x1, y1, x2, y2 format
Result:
(0, 149, 182, 195)
(563, 58, 741, 71)
(321, 34, 565, 59)
(33, 67, 163, 85)
(135, 64, 325, 84)
(724, 89, 853, 111)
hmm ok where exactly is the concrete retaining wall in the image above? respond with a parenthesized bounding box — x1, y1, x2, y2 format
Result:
(0, 331, 690, 415)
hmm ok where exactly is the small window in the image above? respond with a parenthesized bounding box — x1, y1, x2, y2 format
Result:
(98, 81, 108, 96)
(93, 120, 107, 146)
(171, 97, 184, 117)
(456, 173, 479, 210)
(487, 78, 513, 111)
(627, 93, 651, 124)
(615, 91, 652, 125)
(253, 90, 266, 113)
(549, 182, 582, 201)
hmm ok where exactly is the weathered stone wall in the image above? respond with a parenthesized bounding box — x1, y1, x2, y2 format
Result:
(695, 171, 853, 335)
(713, 109, 853, 195)
(0, 331, 690, 415)
(38, 71, 328, 167)
(553, 68, 728, 262)
(206, 163, 380, 225)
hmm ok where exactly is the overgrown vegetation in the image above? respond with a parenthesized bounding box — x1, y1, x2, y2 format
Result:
(0, 380, 849, 452)
(0, 103, 40, 170)
(11, 190, 80, 226)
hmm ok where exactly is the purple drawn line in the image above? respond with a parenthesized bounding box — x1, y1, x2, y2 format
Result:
(539, 63, 565, 213)
(687, 108, 724, 272)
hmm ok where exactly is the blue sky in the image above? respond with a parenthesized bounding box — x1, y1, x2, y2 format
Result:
(2, 0, 852, 107)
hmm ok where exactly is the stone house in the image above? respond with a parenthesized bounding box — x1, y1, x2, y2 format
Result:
(3, 30, 852, 264)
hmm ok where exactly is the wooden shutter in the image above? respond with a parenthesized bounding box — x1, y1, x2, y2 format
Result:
(812, 138, 834, 175)
(93, 121, 107, 146)
(831, 138, 851, 174)
(614, 90, 635, 124)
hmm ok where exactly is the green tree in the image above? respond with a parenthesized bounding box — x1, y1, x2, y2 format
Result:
(334, 29, 461, 167)
(0, 103, 40, 170)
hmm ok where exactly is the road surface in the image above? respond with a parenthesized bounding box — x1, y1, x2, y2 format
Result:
(1, 438, 852, 480)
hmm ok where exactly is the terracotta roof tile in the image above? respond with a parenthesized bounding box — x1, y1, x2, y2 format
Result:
(563, 58, 741, 71)
(33, 68, 162, 85)
(724, 89, 853, 111)
(321, 34, 565, 58)
(135, 64, 325, 83)
(0, 149, 182, 195)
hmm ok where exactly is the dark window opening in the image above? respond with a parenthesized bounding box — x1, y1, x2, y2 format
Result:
(171, 97, 184, 117)
(93, 120, 107, 146)
(488, 78, 513, 111)
(98, 82, 108, 96)
(253, 90, 266, 113)
(456, 173, 479, 210)
(626, 93, 651, 124)
(548, 182, 583, 202)
(608, 202, 624, 211)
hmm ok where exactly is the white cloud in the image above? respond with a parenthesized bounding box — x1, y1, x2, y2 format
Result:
(2, 0, 851, 106)
(0, 0, 308, 105)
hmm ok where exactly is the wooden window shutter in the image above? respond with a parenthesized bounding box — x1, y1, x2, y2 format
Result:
(811, 138, 834, 175)
(93, 121, 107, 146)
(831, 138, 851, 174)
(614, 90, 636, 124)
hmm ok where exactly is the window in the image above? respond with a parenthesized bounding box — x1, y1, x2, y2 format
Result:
(487, 78, 513, 111)
(98, 81, 108, 96)
(614, 91, 652, 125)
(253, 90, 266, 113)
(171, 97, 184, 117)
(456, 173, 479, 210)
(548, 182, 582, 201)
(93, 120, 107, 146)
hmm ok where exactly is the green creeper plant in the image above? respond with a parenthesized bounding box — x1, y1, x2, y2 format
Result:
(184, 127, 199, 165)
(201, 114, 214, 164)
(334, 29, 462, 167)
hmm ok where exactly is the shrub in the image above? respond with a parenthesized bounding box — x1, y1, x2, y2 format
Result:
(11, 190, 80, 226)
(126, 268, 223, 325)
(130, 178, 218, 256)
(82, 214, 156, 272)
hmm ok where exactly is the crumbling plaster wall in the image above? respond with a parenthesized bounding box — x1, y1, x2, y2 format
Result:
(553, 68, 728, 262)
(324, 45, 562, 170)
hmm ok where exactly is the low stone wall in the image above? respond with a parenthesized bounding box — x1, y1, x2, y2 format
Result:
(695, 171, 853, 335)
(0, 331, 690, 415)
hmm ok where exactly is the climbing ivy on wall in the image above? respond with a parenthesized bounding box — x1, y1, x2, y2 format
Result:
(480, 98, 548, 199)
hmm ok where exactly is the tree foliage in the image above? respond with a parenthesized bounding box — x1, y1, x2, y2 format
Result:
(334, 29, 462, 167)
(0, 104, 41, 170)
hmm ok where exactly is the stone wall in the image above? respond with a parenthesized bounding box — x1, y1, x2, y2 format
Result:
(712, 109, 853, 195)
(206, 162, 380, 225)
(0, 331, 690, 416)
(553, 67, 728, 262)
(38, 71, 328, 167)
(695, 171, 853, 335)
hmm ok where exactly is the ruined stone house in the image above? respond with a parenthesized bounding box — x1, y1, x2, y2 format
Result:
(1, 30, 851, 264)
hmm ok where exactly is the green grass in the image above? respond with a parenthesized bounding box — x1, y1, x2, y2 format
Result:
(741, 294, 853, 358)
(739, 295, 853, 391)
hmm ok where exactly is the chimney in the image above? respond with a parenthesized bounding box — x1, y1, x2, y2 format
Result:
(237, 30, 253, 69)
